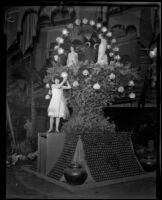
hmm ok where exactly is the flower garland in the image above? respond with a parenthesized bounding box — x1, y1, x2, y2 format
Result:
(52, 18, 121, 66)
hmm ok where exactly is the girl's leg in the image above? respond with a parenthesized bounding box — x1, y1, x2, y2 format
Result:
(55, 117, 60, 132)
(47, 117, 54, 132)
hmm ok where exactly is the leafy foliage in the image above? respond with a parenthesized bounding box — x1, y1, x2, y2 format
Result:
(43, 61, 139, 135)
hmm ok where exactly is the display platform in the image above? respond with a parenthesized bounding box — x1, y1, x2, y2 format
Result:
(37, 132, 66, 175)
(21, 165, 155, 192)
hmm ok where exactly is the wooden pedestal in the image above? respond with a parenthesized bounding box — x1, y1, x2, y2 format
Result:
(37, 132, 66, 175)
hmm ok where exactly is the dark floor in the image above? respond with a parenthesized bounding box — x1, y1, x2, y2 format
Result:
(6, 161, 156, 199)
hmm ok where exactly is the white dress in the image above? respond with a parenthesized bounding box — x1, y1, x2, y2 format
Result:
(67, 52, 78, 67)
(48, 85, 69, 119)
(97, 38, 108, 65)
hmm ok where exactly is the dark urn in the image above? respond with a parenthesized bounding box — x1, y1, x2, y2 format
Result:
(64, 162, 88, 185)
(140, 156, 156, 172)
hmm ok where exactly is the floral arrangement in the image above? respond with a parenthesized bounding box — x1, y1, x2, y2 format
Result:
(6, 151, 38, 167)
(43, 18, 139, 136)
(43, 61, 138, 135)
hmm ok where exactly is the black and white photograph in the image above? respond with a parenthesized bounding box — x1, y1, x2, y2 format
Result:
(4, 1, 161, 199)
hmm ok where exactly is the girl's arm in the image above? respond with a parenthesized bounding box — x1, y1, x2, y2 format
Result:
(67, 54, 69, 66)
(62, 80, 71, 89)
(76, 53, 78, 60)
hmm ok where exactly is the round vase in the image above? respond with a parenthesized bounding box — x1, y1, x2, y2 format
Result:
(140, 156, 156, 172)
(64, 163, 88, 185)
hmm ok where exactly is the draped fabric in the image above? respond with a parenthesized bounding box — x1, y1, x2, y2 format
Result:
(4, 7, 40, 50)
(17, 7, 26, 33)
(140, 7, 153, 48)
(34, 31, 48, 71)
(4, 12, 18, 49)
(17, 7, 40, 33)
(20, 12, 38, 54)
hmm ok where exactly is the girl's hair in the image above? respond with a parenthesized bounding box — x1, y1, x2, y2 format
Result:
(70, 45, 75, 50)
(52, 75, 63, 83)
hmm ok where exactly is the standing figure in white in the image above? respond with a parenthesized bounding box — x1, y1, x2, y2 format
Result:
(47, 76, 71, 133)
(97, 33, 108, 65)
(67, 46, 78, 67)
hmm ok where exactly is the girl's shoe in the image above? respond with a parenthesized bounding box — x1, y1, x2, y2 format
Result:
(47, 129, 53, 133)
(55, 130, 60, 133)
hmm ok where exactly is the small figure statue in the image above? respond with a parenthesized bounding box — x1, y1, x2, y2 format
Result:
(97, 33, 108, 65)
(24, 118, 32, 139)
(47, 76, 71, 133)
(67, 46, 78, 67)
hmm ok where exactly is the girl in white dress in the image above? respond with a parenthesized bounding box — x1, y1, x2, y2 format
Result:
(97, 33, 108, 65)
(47, 76, 71, 133)
(67, 46, 78, 67)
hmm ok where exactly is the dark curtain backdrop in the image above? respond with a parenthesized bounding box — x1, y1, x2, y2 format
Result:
(140, 7, 153, 48)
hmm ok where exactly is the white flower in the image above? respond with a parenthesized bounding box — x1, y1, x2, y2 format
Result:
(128, 80, 135, 87)
(93, 83, 101, 90)
(61, 72, 68, 78)
(75, 19, 81, 25)
(67, 23, 73, 29)
(82, 18, 88, 24)
(82, 69, 89, 76)
(110, 60, 115, 65)
(115, 62, 121, 67)
(101, 27, 107, 32)
(149, 47, 157, 58)
(45, 83, 50, 88)
(45, 94, 50, 100)
(54, 55, 59, 61)
(56, 37, 64, 44)
(59, 38, 64, 44)
(129, 92, 136, 99)
(62, 29, 69, 35)
(96, 23, 102, 28)
(56, 37, 60, 43)
(107, 45, 111, 49)
(151, 82, 156, 88)
(106, 32, 112, 37)
(113, 46, 119, 51)
(111, 38, 117, 43)
(58, 48, 64, 55)
(73, 81, 79, 87)
(54, 45, 59, 50)
(109, 73, 116, 80)
(115, 55, 120, 60)
(89, 20, 95, 26)
(118, 86, 124, 93)
(109, 52, 114, 57)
